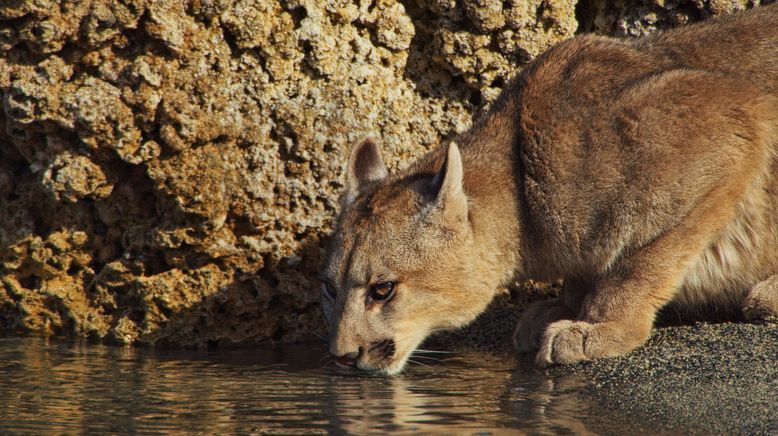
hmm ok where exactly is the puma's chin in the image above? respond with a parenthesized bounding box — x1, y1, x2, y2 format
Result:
(382, 357, 409, 375)
(382, 349, 416, 375)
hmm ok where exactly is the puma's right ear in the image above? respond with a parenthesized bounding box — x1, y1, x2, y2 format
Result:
(427, 141, 468, 229)
(345, 138, 388, 204)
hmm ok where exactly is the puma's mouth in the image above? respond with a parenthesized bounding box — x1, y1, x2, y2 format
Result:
(332, 333, 429, 375)
(369, 339, 396, 361)
(355, 335, 426, 375)
(334, 355, 357, 368)
(349, 339, 397, 373)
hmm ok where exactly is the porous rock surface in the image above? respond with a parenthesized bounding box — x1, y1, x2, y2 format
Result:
(0, 0, 767, 345)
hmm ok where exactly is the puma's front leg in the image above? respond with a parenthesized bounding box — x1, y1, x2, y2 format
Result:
(537, 318, 654, 366)
(536, 262, 676, 367)
(514, 299, 574, 352)
(513, 277, 590, 352)
(534, 141, 767, 367)
(537, 215, 725, 367)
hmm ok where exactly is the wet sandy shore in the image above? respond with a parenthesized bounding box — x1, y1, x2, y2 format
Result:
(432, 306, 778, 435)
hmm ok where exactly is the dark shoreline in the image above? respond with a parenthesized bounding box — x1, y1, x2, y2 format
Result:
(431, 307, 778, 435)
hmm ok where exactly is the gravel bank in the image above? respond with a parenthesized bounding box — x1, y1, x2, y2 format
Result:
(433, 308, 778, 434)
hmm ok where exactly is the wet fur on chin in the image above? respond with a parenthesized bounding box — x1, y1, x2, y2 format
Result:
(322, 4, 778, 370)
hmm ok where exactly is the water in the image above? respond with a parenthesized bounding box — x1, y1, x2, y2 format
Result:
(0, 336, 614, 434)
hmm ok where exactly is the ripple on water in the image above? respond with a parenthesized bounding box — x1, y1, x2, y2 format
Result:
(0, 337, 600, 434)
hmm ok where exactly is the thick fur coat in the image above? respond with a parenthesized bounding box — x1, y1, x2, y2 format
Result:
(320, 4, 778, 374)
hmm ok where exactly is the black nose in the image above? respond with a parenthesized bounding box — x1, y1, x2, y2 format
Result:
(333, 350, 359, 367)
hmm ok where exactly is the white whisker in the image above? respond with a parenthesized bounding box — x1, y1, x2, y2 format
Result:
(414, 349, 458, 354)
(410, 354, 442, 362)
(406, 358, 431, 369)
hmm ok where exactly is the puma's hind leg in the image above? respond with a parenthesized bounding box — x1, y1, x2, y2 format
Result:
(743, 274, 778, 321)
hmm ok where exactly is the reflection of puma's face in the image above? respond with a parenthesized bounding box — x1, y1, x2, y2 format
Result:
(321, 140, 492, 375)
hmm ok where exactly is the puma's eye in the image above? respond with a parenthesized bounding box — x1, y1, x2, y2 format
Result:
(369, 281, 395, 302)
(320, 281, 336, 300)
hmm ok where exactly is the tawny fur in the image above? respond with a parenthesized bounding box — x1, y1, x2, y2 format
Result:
(321, 4, 778, 374)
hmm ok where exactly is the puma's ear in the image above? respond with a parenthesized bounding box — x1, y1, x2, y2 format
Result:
(345, 138, 388, 204)
(429, 141, 467, 226)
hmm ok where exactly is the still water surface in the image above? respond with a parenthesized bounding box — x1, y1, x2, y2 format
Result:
(0, 336, 612, 434)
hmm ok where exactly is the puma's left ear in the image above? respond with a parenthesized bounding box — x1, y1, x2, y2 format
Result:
(430, 141, 467, 227)
(345, 138, 388, 204)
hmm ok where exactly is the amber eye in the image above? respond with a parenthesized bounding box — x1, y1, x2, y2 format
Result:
(369, 282, 395, 301)
(320, 281, 336, 300)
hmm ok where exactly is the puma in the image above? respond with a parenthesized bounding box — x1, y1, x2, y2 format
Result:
(319, 5, 778, 374)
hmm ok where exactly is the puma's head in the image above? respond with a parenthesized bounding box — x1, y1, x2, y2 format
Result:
(320, 139, 494, 375)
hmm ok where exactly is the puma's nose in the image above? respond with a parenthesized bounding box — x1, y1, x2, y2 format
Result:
(333, 350, 360, 367)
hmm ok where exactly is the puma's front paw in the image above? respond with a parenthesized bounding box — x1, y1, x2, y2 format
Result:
(535, 320, 651, 367)
(513, 299, 574, 353)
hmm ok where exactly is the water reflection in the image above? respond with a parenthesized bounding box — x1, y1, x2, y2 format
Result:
(0, 337, 599, 434)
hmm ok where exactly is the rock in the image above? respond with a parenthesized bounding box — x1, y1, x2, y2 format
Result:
(578, 0, 761, 36)
(42, 152, 114, 203)
(0, 0, 770, 346)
